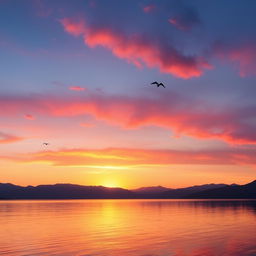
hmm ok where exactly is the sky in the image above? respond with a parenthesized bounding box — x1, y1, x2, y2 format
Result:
(0, 0, 256, 189)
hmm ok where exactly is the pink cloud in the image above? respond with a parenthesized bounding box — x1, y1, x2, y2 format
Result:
(60, 18, 212, 79)
(168, 10, 201, 31)
(0, 132, 24, 144)
(143, 5, 156, 13)
(215, 42, 256, 77)
(69, 86, 86, 91)
(0, 93, 255, 144)
(24, 114, 36, 120)
(168, 18, 189, 31)
(61, 18, 86, 36)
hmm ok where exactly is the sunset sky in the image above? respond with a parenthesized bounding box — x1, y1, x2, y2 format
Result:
(0, 0, 256, 188)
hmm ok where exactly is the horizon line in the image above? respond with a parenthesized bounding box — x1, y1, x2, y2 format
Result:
(1, 180, 252, 190)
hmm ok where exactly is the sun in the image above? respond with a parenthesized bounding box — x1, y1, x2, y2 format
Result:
(102, 180, 119, 188)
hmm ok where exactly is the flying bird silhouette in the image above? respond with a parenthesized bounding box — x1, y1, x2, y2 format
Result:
(43, 143, 50, 146)
(151, 81, 165, 88)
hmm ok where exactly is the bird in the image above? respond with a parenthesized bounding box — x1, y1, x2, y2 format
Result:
(151, 81, 165, 88)
(43, 142, 50, 146)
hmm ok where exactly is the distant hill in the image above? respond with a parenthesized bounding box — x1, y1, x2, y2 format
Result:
(160, 183, 228, 198)
(132, 184, 228, 198)
(0, 183, 135, 199)
(0, 181, 255, 199)
(132, 186, 170, 194)
(187, 180, 256, 199)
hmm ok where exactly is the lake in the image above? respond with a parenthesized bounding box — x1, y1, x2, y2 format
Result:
(0, 199, 255, 256)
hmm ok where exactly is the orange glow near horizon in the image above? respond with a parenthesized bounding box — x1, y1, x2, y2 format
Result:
(101, 180, 120, 188)
(0, 159, 254, 189)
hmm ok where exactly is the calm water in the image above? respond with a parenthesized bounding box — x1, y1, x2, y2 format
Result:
(0, 200, 256, 256)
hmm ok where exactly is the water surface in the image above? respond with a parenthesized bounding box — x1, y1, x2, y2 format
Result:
(0, 199, 256, 256)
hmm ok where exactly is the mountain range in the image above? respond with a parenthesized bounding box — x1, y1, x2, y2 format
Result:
(0, 180, 255, 199)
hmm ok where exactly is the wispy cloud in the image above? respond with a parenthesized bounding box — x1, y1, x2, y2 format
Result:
(24, 114, 36, 120)
(60, 18, 212, 79)
(143, 5, 156, 13)
(69, 86, 86, 91)
(0, 132, 24, 144)
(0, 92, 256, 144)
(215, 41, 256, 77)
(168, 6, 201, 31)
(2, 147, 256, 167)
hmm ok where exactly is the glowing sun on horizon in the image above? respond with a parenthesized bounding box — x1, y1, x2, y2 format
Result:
(102, 180, 119, 188)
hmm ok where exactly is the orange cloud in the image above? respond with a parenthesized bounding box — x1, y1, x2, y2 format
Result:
(69, 86, 86, 91)
(0, 132, 24, 144)
(60, 18, 212, 79)
(0, 93, 255, 144)
(3, 147, 256, 167)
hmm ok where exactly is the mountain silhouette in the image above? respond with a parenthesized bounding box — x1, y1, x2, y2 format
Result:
(0, 181, 255, 199)
(160, 183, 228, 198)
(187, 180, 256, 199)
(132, 186, 170, 194)
(0, 183, 135, 199)
(132, 184, 228, 198)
